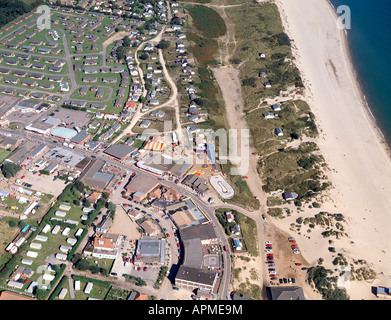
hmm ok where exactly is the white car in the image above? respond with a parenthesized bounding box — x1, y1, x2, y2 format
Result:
(265, 241, 272, 245)
(293, 250, 301, 254)
(269, 271, 277, 275)
(266, 249, 273, 254)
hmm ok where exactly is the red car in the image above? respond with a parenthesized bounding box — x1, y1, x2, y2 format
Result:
(177, 243, 180, 248)
(291, 244, 298, 248)
(166, 233, 170, 238)
(20, 175, 25, 179)
(143, 267, 147, 271)
(289, 239, 296, 243)
(242, 176, 248, 179)
(267, 254, 274, 257)
(295, 263, 302, 266)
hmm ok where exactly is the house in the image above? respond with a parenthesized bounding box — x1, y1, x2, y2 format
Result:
(282, 192, 298, 201)
(263, 112, 275, 120)
(271, 103, 281, 111)
(264, 82, 272, 88)
(266, 286, 306, 300)
(274, 128, 283, 136)
(85, 233, 120, 259)
(230, 224, 241, 235)
(139, 119, 151, 128)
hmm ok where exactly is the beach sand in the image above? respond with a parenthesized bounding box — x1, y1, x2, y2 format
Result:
(272, 0, 391, 299)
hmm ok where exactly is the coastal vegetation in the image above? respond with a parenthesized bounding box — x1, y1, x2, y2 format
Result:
(217, 0, 329, 208)
(307, 265, 350, 300)
(291, 212, 347, 238)
(182, 3, 259, 210)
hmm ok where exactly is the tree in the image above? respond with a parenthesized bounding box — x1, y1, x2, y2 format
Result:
(75, 259, 90, 271)
(1, 162, 21, 178)
(74, 181, 85, 192)
(8, 220, 17, 228)
(139, 53, 149, 60)
(123, 37, 131, 47)
(156, 39, 170, 50)
(117, 46, 125, 60)
(90, 265, 100, 274)
(108, 202, 116, 214)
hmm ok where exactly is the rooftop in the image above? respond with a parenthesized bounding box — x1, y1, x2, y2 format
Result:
(103, 143, 137, 159)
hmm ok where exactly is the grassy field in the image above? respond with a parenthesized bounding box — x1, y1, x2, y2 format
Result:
(184, 4, 227, 39)
(0, 149, 11, 163)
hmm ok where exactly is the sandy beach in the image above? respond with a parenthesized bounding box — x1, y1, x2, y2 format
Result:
(272, 0, 391, 299)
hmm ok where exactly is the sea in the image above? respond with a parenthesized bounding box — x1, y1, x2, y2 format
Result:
(329, 0, 391, 142)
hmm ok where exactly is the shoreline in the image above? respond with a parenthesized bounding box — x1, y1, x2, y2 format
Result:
(324, 0, 391, 159)
(274, 0, 391, 299)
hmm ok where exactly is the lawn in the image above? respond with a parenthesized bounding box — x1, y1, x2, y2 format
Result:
(0, 149, 11, 163)
(70, 275, 111, 300)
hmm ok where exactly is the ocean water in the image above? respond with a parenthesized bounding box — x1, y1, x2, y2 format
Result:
(329, 0, 391, 142)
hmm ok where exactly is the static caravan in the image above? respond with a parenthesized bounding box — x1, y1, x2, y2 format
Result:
(26, 281, 37, 294)
(55, 210, 66, 218)
(74, 280, 81, 291)
(59, 204, 71, 211)
(30, 242, 42, 250)
(67, 238, 77, 246)
(84, 282, 93, 294)
(26, 251, 38, 258)
(62, 227, 70, 236)
(35, 235, 48, 242)
(75, 228, 84, 237)
(59, 288, 68, 299)
(65, 219, 79, 226)
(59, 245, 72, 253)
(21, 258, 33, 265)
(42, 224, 51, 233)
(52, 225, 61, 235)
(55, 253, 67, 261)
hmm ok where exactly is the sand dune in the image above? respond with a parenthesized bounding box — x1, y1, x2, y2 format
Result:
(273, 0, 391, 299)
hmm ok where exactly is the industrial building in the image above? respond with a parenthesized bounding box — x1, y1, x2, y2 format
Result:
(103, 143, 138, 160)
(77, 158, 114, 192)
(133, 238, 166, 266)
(43, 147, 91, 171)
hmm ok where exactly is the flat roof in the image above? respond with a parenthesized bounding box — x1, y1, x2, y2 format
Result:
(180, 223, 217, 242)
(103, 143, 137, 159)
(51, 127, 78, 139)
(176, 265, 217, 286)
(43, 147, 87, 168)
